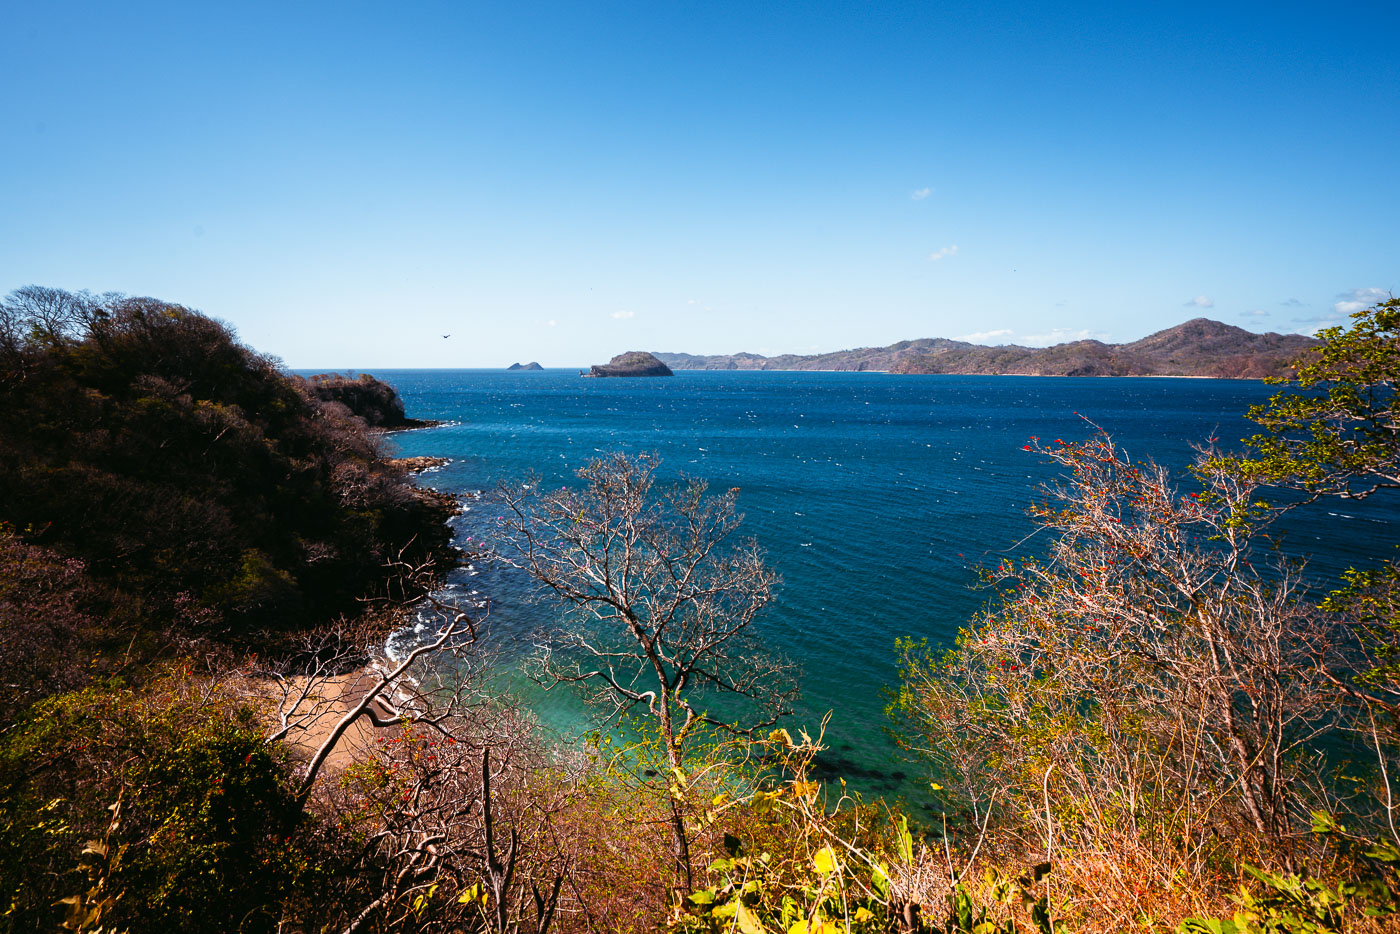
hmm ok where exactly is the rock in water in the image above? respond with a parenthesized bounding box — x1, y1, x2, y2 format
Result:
(587, 351, 674, 377)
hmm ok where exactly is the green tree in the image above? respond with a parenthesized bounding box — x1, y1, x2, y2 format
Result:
(1231, 295, 1400, 501)
(1222, 295, 1400, 850)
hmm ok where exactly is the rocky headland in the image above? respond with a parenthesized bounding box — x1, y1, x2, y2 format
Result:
(303, 372, 442, 428)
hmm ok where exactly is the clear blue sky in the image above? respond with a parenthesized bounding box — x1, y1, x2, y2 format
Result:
(2, 1, 1396, 367)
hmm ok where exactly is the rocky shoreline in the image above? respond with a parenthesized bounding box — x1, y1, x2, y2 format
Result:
(390, 455, 450, 473)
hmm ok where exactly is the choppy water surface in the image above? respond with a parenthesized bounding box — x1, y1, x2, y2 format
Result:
(366, 369, 1393, 808)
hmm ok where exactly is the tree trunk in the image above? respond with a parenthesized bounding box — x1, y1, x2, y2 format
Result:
(661, 716, 693, 891)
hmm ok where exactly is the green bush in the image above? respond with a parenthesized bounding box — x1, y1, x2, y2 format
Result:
(0, 673, 318, 934)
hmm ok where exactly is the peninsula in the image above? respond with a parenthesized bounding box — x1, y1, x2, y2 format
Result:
(652, 318, 1318, 379)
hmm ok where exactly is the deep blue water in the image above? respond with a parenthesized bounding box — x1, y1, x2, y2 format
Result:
(359, 369, 1395, 806)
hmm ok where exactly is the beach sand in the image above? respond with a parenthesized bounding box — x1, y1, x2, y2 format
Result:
(256, 668, 398, 773)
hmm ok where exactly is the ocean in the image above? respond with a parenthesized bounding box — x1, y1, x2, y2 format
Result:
(366, 369, 1393, 809)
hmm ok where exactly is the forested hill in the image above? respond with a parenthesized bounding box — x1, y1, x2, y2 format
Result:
(654, 318, 1319, 378)
(0, 286, 457, 651)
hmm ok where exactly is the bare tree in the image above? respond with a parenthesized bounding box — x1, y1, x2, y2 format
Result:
(893, 433, 1339, 866)
(489, 451, 798, 889)
(235, 592, 571, 933)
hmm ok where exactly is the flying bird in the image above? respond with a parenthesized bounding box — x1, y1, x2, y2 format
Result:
(442, 334, 451, 339)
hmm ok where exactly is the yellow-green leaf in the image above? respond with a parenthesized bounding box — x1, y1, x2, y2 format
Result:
(736, 901, 767, 934)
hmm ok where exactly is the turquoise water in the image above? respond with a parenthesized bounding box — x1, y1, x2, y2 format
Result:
(368, 369, 1394, 809)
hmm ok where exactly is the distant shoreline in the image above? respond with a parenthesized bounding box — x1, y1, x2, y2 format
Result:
(314, 368, 1279, 381)
(650, 318, 1315, 379)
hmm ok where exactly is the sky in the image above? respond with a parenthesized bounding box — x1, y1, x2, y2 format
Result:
(2, 1, 1397, 368)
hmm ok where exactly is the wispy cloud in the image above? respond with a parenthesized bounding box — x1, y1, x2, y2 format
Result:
(927, 245, 958, 262)
(611, 310, 635, 319)
(1279, 298, 1305, 307)
(1241, 309, 1269, 317)
(1021, 328, 1106, 347)
(1333, 287, 1390, 316)
(911, 187, 932, 201)
(1291, 318, 1341, 336)
(1290, 310, 1345, 333)
(957, 328, 1013, 344)
(952, 326, 1107, 347)
(1184, 295, 1214, 309)
(547, 319, 557, 327)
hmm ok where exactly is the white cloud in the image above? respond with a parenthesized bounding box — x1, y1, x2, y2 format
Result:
(957, 328, 1013, 344)
(911, 187, 932, 201)
(1279, 298, 1305, 307)
(927, 245, 958, 262)
(1021, 328, 1106, 347)
(1241, 309, 1269, 317)
(1333, 287, 1390, 316)
(611, 310, 635, 319)
(547, 319, 557, 328)
(1184, 295, 1214, 308)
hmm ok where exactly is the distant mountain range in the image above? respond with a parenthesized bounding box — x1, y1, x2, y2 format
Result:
(653, 319, 1319, 379)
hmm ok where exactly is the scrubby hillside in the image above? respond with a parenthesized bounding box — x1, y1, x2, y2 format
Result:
(0, 286, 457, 641)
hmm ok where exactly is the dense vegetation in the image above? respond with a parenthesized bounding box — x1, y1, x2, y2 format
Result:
(0, 286, 457, 643)
(2, 285, 1399, 933)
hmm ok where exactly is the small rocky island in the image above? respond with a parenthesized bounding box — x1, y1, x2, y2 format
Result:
(586, 351, 674, 377)
(507, 361, 544, 370)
